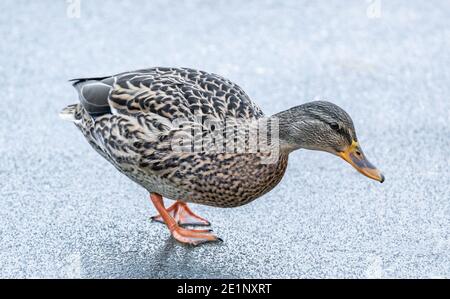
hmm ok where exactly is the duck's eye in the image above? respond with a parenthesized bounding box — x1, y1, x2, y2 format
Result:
(329, 123, 340, 131)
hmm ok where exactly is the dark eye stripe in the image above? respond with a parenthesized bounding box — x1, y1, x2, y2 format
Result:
(328, 122, 353, 144)
(309, 112, 354, 144)
(329, 123, 340, 130)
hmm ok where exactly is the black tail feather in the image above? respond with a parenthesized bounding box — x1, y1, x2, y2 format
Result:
(69, 76, 111, 86)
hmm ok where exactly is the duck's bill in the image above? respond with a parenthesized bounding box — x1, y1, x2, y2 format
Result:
(338, 142, 385, 183)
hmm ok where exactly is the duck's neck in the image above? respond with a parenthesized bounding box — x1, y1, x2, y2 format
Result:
(271, 109, 305, 154)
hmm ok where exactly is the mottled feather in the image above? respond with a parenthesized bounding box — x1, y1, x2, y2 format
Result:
(61, 67, 287, 207)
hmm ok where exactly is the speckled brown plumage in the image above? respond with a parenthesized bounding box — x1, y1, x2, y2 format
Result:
(61, 67, 287, 208)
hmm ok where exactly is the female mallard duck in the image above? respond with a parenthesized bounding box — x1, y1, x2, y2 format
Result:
(61, 67, 384, 245)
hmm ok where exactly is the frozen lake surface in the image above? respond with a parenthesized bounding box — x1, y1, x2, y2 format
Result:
(0, 0, 449, 278)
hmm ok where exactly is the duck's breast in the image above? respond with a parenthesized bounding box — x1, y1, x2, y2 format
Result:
(168, 152, 289, 207)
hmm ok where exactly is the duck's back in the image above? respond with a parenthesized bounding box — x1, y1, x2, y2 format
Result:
(71, 67, 264, 120)
(61, 67, 287, 207)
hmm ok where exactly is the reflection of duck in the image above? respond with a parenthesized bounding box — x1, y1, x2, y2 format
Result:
(61, 67, 384, 245)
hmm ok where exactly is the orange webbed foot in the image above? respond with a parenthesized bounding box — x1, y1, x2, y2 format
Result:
(151, 200, 211, 227)
(150, 194, 221, 246)
(171, 226, 222, 246)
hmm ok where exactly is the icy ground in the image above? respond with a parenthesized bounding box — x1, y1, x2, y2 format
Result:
(0, 0, 449, 278)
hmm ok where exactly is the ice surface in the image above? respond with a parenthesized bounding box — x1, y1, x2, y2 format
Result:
(0, 0, 449, 278)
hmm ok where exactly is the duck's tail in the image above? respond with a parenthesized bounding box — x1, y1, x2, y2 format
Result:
(59, 104, 81, 122)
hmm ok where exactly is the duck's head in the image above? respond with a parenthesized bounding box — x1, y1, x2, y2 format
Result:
(275, 101, 384, 183)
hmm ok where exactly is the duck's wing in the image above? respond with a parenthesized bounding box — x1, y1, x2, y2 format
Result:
(66, 68, 266, 183)
(72, 67, 265, 122)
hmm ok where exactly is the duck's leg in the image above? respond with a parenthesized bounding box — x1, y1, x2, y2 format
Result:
(149, 193, 221, 245)
(151, 200, 211, 227)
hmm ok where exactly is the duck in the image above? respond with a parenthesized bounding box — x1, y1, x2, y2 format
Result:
(60, 67, 384, 245)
